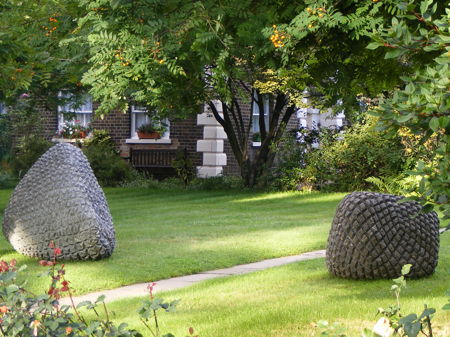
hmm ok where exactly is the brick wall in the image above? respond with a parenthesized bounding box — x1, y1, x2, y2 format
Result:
(90, 108, 130, 146)
(170, 116, 204, 167)
(33, 95, 299, 178)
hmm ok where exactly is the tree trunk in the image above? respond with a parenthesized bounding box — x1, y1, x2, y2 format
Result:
(208, 84, 296, 188)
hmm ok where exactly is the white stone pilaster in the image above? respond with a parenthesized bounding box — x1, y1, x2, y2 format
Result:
(196, 103, 227, 177)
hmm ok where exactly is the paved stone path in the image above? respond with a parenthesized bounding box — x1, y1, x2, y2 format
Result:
(61, 249, 326, 306)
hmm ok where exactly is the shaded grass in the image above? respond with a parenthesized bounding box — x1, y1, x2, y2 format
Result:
(0, 188, 344, 295)
(101, 232, 450, 337)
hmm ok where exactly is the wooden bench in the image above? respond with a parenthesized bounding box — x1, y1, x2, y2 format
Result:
(129, 148, 182, 169)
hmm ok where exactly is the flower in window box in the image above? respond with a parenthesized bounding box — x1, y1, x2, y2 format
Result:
(58, 123, 91, 139)
(137, 122, 167, 139)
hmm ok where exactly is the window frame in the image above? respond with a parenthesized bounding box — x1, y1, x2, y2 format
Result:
(130, 105, 170, 140)
(251, 93, 270, 134)
(57, 92, 93, 131)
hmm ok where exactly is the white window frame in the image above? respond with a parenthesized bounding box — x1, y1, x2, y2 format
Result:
(57, 92, 93, 131)
(130, 105, 170, 140)
(251, 93, 269, 148)
(252, 93, 269, 134)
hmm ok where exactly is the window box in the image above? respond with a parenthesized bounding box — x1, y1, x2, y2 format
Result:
(137, 131, 161, 139)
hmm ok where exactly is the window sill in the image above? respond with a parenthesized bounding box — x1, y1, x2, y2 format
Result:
(125, 138, 172, 144)
(52, 138, 86, 143)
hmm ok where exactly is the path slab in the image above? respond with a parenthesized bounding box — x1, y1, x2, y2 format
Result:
(60, 249, 325, 306)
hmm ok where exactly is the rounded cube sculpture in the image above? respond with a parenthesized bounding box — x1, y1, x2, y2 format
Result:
(326, 192, 439, 279)
(3, 143, 115, 260)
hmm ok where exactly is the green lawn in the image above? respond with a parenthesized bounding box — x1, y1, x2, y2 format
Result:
(100, 232, 450, 337)
(0, 188, 345, 295)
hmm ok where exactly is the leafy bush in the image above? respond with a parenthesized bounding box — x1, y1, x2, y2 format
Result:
(122, 172, 244, 191)
(0, 114, 12, 162)
(11, 135, 52, 178)
(302, 117, 408, 192)
(172, 149, 196, 187)
(0, 245, 184, 337)
(189, 175, 244, 190)
(365, 175, 421, 196)
(269, 127, 341, 191)
(83, 130, 134, 187)
(0, 170, 17, 189)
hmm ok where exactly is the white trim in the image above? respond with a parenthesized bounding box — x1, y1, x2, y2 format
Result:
(125, 138, 172, 144)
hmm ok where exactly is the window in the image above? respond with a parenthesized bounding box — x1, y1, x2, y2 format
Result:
(58, 93, 93, 131)
(130, 105, 170, 139)
(252, 93, 269, 133)
(0, 103, 6, 114)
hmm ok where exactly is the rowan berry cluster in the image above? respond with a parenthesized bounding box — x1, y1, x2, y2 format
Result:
(42, 16, 58, 36)
(305, 6, 327, 29)
(270, 25, 286, 48)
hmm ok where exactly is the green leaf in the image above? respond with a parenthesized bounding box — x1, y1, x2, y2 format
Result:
(418, 307, 436, 320)
(404, 321, 421, 337)
(6, 284, 19, 294)
(77, 300, 93, 308)
(429, 117, 440, 131)
(397, 114, 413, 123)
(399, 313, 417, 325)
(366, 42, 382, 50)
(47, 320, 58, 331)
(384, 48, 403, 59)
(401, 264, 412, 275)
(420, 0, 431, 15)
(110, 0, 123, 10)
(96, 294, 106, 303)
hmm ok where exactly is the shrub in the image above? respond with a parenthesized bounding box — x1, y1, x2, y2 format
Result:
(172, 149, 196, 187)
(83, 130, 134, 187)
(0, 245, 182, 337)
(11, 135, 52, 178)
(0, 169, 17, 189)
(302, 117, 408, 192)
(268, 127, 341, 191)
(189, 175, 244, 190)
(0, 114, 12, 162)
(365, 175, 421, 196)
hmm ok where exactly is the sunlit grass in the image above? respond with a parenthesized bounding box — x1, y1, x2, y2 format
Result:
(0, 188, 344, 295)
(99, 232, 450, 337)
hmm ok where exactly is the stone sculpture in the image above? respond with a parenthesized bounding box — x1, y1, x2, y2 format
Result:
(3, 143, 115, 260)
(326, 191, 439, 279)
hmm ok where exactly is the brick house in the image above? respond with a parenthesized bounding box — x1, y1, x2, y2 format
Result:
(15, 91, 344, 178)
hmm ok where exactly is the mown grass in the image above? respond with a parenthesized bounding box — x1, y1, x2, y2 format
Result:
(100, 232, 450, 337)
(0, 188, 345, 295)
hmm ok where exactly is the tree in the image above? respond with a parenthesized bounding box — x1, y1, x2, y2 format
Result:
(78, 0, 425, 186)
(284, 0, 448, 220)
(370, 0, 449, 222)
(0, 0, 87, 103)
(77, 0, 308, 186)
